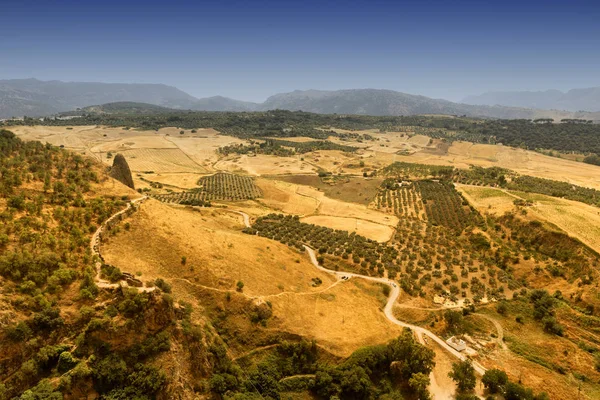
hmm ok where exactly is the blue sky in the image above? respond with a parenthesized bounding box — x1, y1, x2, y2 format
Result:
(1, 0, 599, 102)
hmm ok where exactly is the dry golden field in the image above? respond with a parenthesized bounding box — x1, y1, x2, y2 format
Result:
(300, 215, 395, 242)
(459, 184, 600, 254)
(102, 200, 403, 356)
(12, 125, 600, 190)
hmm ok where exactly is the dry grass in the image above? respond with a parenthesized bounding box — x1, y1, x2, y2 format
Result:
(256, 178, 323, 215)
(477, 305, 600, 400)
(102, 199, 404, 356)
(115, 148, 205, 173)
(102, 200, 336, 297)
(269, 279, 404, 356)
(274, 175, 383, 205)
(318, 196, 398, 227)
(460, 184, 600, 255)
(214, 154, 316, 176)
(300, 215, 395, 242)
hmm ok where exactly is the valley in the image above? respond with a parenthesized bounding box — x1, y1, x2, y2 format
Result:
(3, 116, 600, 400)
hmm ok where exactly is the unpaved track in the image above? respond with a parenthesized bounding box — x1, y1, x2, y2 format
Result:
(303, 245, 487, 375)
(474, 313, 506, 350)
(91, 195, 154, 291)
(233, 209, 486, 375)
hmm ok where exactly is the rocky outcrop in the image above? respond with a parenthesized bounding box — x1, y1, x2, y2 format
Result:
(109, 153, 135, 189)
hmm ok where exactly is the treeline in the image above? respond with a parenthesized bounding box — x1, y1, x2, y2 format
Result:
(219, 138, 358, 156)
(6, 110, 600, 155)
(212, 328, 435, 400)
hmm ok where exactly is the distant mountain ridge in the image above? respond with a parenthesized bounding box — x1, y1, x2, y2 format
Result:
(463, 87, 600, 112)
(1, 78, 600, 120)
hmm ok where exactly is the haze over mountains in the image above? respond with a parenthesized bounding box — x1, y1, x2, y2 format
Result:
(463, 87, 600, 112)
(2, 78, 600, 121)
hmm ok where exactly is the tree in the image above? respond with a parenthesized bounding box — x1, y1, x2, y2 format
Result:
(236, 281, 244, 292)
(496, 301, 508, 315)
(448, 360, 476, 393)
(408, 372, 430, 399)
(444, 310, 463, 333)
(482, 368, 508, 393)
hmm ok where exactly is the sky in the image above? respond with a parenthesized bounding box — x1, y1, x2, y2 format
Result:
(1, 0, 599, 102)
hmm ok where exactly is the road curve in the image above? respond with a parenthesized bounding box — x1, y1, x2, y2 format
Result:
(232, 210, 486, 374)
(303, 245, 487, 375)
(191, 208, 487, 374)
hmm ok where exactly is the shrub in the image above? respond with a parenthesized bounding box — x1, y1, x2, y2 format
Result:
(57, 351, 78, 373)
(154, 278, 172, 293)
(496, 301, 508, 315)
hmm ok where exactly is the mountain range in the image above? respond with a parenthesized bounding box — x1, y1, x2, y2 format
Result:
(463, 87, 600, 112)
(2, 78, 600, 121)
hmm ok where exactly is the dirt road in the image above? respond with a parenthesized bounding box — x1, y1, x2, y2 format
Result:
(232, 209, 486, 375)
(303, 245, 487, 376)
(91, 195, 154, 291)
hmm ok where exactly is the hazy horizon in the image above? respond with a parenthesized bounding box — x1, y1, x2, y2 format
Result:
(2, 0, 600, 102)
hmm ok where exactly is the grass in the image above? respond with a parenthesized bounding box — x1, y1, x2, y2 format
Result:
(273, 174, 382, 205)
(468, 187, 512, 199)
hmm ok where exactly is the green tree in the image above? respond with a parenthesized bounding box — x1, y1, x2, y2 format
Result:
(448, 360, 476, 393)
(481, 368, 508, 393)
(408, 372, 430, 399)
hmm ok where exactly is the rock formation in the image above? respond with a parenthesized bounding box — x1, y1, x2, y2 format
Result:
(109, 153, 135, 189)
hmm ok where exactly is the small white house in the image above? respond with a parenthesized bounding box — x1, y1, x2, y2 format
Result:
(446, 336, 467, 352)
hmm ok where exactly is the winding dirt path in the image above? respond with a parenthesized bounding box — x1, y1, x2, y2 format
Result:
(473, 313, 506, 350)
(232, 209, 486, 375)
(91, 195, 154, 291)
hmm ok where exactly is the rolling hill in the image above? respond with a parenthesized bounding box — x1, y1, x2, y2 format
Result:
(463, 87, 600, 112)
(2, 79, 600, 120)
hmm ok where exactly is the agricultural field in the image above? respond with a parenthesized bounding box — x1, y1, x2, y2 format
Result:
(7, 122, 600, 399)
(153, 172, 262, 204)
(274, 174, 383, 205)
(113, 148, 206, 173)
(300, 215, 395, 243)
(375, 179, 481, 232)
(214, 154, 317, 175)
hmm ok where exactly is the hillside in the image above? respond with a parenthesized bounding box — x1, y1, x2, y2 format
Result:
(260, 89, 600, 120)
(3, 79, 600, 121)
(463, 87, 600, 112)
(0, 79, 199, 118)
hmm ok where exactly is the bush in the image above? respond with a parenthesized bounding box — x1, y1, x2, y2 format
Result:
(496, 301, 508, 315)
(542, 317, 564, 336)
(6, 321, 32, 341)
(154, 278, 172, 293)
(57, 351, 78, 373)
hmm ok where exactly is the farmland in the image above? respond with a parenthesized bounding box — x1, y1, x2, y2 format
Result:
(6, 120, 600, 399)
(375, 179, 482, 231)
(153, 172, 262, 204)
